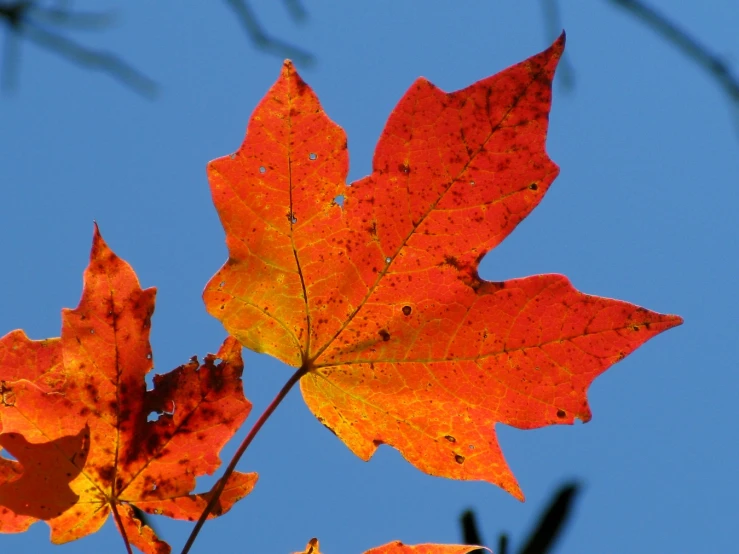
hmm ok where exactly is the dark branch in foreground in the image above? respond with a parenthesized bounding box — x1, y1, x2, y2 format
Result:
(0, 1, 156, 97)
(518, 483, 580, 554)
(460, 482, 580, 554)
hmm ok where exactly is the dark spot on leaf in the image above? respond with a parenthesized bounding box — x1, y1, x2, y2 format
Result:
(402, 306, 412, 316)
(379, 330, 391, 342)
(97, 464, 115, 483)
(398, 163, 410, 174)
(444, 435, 455, 443)
(529, 183, 538, 191)
(557, 409, 566, 418)
(455, 454, 465, 464)
(442, 255, 459, 269)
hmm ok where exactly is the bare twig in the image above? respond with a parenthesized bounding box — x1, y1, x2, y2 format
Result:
(24, 24, 157, 96)
(224, 0, 314, 66)
(0, 1, 156, 97)
(607, 0, 739, 128)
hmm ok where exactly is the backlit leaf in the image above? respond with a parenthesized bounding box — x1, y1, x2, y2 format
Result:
(0, 226, 256, 553)
(204, 34, 682, 499)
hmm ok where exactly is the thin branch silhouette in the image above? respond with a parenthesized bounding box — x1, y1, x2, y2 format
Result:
(544, 0, 739, 132)
(461, 482, 580, 554)
(223, 0, 314, 66)
(606, 0, 739, 126)
(0, 1, 156, 97)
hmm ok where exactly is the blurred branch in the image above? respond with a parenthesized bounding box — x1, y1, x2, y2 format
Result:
(543, 0, 739, 132)
(606, 0, 739, 110)
(518, 482, 579, 554)
(0, 1, 156, 97)
(460, 482, 580, 554)
(540, 0, 575, 90)
(460, 510, 487, 554)
(223, 0, 314, 66)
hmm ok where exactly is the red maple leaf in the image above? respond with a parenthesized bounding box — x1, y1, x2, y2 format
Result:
(0, 226, 256, 553)
(203, 34, 682, 499)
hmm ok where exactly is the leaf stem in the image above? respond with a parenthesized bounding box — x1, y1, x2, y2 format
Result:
(110, 501, 133, 554)
(179, 363, 308, 554)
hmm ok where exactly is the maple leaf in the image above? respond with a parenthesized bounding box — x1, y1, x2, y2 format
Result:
(203, 34, 682, 499)
(0, 226, 256, 553)
(293, 538, 485, 554)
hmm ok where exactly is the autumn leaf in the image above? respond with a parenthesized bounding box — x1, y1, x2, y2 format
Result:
(293, 538, 486, 554)
(0, 226, 256, 553)
(203, 34, 682, 499)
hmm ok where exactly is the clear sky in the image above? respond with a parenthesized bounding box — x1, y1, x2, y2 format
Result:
(1, 1, 737, 553)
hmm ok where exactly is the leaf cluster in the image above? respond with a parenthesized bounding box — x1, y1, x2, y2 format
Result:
(0, 35, 680, 553)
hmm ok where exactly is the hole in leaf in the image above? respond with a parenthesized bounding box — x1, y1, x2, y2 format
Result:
(470, 180, 475, 186)
(385, 257, 391, 263)
(229, 153, 236, 160)
(333, 195, 345, 207)
(146, 353, 152, 360)
(219, 281, 225, 287)
(0, 450, 18, 462)
(468, 444, 475, 450)
(309, 152, 317, 160)
(259, 166, 266, 174)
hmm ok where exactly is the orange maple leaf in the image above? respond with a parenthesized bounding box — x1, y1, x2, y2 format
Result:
(203, 34, 682, 499)
(0, 226, 256, 553)
(293, 538, 485, 554)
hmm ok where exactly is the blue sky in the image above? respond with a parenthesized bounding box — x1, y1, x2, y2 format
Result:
(0, 1, 737, 553)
